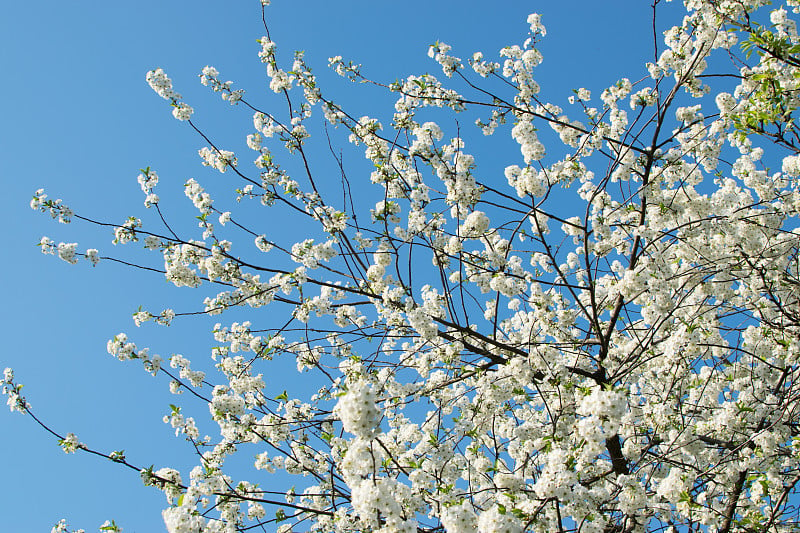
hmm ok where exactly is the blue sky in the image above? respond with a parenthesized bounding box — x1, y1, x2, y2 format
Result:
(2, 1, 671, 531)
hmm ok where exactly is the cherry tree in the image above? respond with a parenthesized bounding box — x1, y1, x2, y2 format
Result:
(6, 0, 800, 532)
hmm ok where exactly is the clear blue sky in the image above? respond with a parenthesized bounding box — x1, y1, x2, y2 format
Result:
(1, 1, 667, 531)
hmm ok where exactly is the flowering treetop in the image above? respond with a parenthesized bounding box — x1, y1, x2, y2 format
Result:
(7, 0, 800, 532)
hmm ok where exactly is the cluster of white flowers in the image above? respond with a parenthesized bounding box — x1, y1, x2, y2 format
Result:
(209, 385, 246, 420)
(290, 239, 337, 269)
(391, 73, 466, 127)
(146, 68, 179, 100)
(30, 189, 73, 223)
(161, 506, 207, 533)
(511, 119, 545, 162)
(38, 238, 98, 267)
(527, 13, 546, 35)
(199, 65, 244, 105)
(469, 51, 500, 78)
(106, 333, 163, 378)
(335, 380, 380, 439)
(57, 242, 77, 264)
(675, 104, 703, 124)
(460, 210, 490, 237)
(268, 66, 293, 93)
(163, 405, 200, 440)
(500, 43, 542, 102)
(428, 41, 462, 77)
(350, 477, 416, 531)
(629, 86, 658, 109)
(569, 87, 591, 104)
(50, 519, 85, 533)
(183, 179, 212, 215)
(59, 432, 81, 454)
(771, 7, 798, 38)
(1, 368, 27, 413)
(439, 501, 478, 533)
(146, 68, 193, 121)
(163, 245, 203, 288)
(154, 467, 183, 503)
(170, 355, 205, 388)
(783, 154, 800, 176)
(113, 217, 142, 245)
(137, 168, 160, 208)
(504, 164, 547, 197)
(198, 147, 236, 173)
(477, 505, 522, 533)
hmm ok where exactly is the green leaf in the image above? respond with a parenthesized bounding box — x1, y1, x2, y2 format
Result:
(109, 450, 126, 463)
(99, 520, 121, 532)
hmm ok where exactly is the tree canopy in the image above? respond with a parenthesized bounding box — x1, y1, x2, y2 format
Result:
(6, 1, 800, 532)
